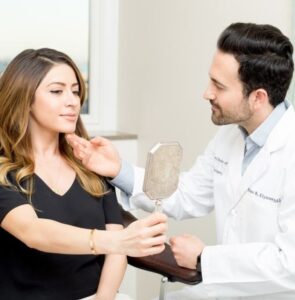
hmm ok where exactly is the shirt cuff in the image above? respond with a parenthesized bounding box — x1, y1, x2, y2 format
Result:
(109, 160, 134, 195)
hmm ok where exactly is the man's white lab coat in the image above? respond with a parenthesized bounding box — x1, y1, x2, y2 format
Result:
(120, 105, 295, 299)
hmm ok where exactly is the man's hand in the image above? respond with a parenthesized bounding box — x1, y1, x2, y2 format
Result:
(65, 133, 121, 178)
(170, 234, 205, 269)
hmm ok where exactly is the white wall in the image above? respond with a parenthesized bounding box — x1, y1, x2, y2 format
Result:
(117, 0, 292, 298)
(111, 139, 138, 299)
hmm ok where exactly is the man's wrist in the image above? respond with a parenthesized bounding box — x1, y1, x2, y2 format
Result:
(108, 160, 134, 195)
(196, 253, 202, 277)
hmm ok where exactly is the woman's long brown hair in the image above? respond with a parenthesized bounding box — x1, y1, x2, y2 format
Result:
(0, 48, 106, 197)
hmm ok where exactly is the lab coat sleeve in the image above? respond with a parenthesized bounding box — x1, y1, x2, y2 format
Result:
(118, 166, 157, 212)
(124, 136, 217, 219)
(185, 167, 295, 298)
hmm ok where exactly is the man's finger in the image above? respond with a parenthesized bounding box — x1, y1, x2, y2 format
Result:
(90, 136, 110, 146)
(66, 133, 90, 148)
(169, 236, 176, 245)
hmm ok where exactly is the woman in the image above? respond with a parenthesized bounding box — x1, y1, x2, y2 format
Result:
(0, 48, 167, 300)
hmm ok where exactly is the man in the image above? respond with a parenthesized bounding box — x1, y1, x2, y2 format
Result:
(66, 23, 295, 299)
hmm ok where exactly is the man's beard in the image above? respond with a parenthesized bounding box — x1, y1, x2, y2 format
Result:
(210, 100, 253, 126)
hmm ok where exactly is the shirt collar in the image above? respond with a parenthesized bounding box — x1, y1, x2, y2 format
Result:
(239, 100, 288, 147)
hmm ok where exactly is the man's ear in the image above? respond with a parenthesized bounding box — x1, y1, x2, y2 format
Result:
(249, 88, 269, 110)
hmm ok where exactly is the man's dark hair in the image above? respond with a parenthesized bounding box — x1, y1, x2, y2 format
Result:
(217, 22, 294, 107)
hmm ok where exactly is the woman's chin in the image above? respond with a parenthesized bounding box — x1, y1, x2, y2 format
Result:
(59, 126, 77, 134)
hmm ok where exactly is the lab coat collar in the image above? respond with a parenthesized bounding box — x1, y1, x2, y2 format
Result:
(264, 103, 295, 153)
(230, 103, 295, 208)
(238, 100, 288, 148)
(248, 101, 288, 148)
(237, 147, 270, 203)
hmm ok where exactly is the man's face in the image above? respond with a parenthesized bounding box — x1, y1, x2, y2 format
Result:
(203, 50, 254, 127)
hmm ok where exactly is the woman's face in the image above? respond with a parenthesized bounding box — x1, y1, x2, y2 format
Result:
(30, 63, 81, 135)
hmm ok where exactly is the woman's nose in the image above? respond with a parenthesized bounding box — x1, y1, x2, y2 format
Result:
(65, 92, 80, 107)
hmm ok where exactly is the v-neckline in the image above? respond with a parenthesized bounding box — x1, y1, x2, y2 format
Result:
(34, 173, 77, 198)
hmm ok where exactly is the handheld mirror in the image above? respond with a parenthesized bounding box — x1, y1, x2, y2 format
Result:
(143, 142, 183, 211)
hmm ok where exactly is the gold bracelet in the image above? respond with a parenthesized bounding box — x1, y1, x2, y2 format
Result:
(89, 229, 97, 255)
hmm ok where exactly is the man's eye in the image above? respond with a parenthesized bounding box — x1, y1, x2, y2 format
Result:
(214, 84, 224, 91)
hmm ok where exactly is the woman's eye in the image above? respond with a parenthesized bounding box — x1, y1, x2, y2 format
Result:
(50, 90, 62, 94)
(73, 90, 80, 95)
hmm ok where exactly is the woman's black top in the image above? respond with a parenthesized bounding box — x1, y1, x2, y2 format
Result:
(0, 175, 123, 300)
